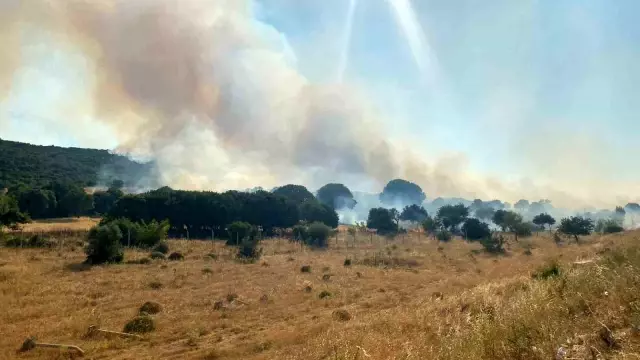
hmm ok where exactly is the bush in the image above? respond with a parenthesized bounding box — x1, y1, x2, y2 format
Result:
(137, 220, 170, 248)
(123, 314, 155, 333)
(479, 234, 505, 254)
(237, 238, 262, 262)
(319, 290, 332, 299)
(532, 261, 561, 280)
(305, 222, 331, 249)
(153, 241, 170, 254)
(514, 222, 533, 238)
(599, 219, 624, 234)
(436, 230, 452, 242)
(344, 258, 352, 267)
(3, 234, 54, 248)
(150, 251, 166, 260)
(300, 265, 312, 273)
(101, 218, 169, 248)
(461, 218, 491, 241)
(85, 224, 124, 265)
(139, 301, 162, 315)
(227, 222, 256, 246)
(292, 224, 308, 242)
(168, 252, 184, 261)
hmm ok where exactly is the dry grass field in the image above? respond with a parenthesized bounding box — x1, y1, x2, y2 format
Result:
(2, 223, 640, 359)
(15, 217, 100, 232)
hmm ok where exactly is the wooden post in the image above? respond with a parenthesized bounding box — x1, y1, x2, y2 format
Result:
(127, 228, 131, 248)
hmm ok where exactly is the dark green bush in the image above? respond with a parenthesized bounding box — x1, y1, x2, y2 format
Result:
(532, 260, 561, 280)
(226, 222, 256, 246)
(479, 234, 505, 254)
(150, 251, 166, 260)
(344, 258, 352, 267)
(153, 241, 170, 254)
(85, 224, 124, 265)
(123, 314, 155, 333)
(168, 252, 184, 261)
(292, 224, 308, 242)
(305, 222, 331, 248)
(436, 230, 452, 242)
(139, 301, 162, 315)
(236, 238, 262, 262)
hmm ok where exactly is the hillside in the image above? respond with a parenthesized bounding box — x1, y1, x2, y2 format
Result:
(0, 138, 155, 189)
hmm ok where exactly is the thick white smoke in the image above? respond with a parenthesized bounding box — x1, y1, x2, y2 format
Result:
(1, 0, 639, 209)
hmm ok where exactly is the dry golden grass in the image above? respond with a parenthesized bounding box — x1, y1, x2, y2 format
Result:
(16, 217, 100, 232)
(1, 230, 640, 359)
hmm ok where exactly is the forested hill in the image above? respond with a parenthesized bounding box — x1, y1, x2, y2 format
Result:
(0, 138, 155, 189)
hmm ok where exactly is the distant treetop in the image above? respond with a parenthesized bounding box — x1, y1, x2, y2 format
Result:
(379, 179, 426, 206)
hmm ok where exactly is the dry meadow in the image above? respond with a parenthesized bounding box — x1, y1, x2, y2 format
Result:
(2, 222, 640, 359)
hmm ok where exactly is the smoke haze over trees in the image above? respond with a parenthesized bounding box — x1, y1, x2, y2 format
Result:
(2, 1, 640, 209)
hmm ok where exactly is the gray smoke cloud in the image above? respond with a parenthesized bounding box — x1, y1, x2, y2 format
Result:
(1, 0, 639, 209)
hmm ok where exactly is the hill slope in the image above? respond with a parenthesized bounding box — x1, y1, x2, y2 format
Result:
(0, 138, 155, 189)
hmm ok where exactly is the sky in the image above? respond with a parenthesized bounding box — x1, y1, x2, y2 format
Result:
(1, 0, 640, 207)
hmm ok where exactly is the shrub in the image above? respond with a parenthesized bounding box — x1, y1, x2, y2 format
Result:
(305, 222, 331, 248)
(300, 265, 312, 273)
(319, 290, 332, 299)
(4, 234, 54, 248)
(461, 218, 491, 241)
(343, 258, 352, 267)
(599, 219, 624, 234)
(479, 234, 505, 254)
(139, 301, 162, 315)
(227, 222, 256, 246)
(532, 260, 561, 280)
(103, 218, 139, 247)
(101, 218, 169, 248)
(168, 252, 184, 261)
(514, 222, 533, 238)
(150, 251, 166, 260)
(137, 220, 170, 248)
(148, 281, 163, 290)
(85, 224, 124, 265)
(236, 238, 262, 262)
(153, 241, 170, 254)
(292, 224, 308, 242)
(123, 314, 155, 333)
(436, 230, 452, 242)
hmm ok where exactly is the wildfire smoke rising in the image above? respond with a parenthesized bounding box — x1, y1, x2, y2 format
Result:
(1, 0, 638, 209)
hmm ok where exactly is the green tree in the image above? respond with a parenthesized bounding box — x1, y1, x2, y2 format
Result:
(316, 183, 356, 209)
(0, 195, 30, 231)
(421, 216, 440, 238)
(299, 200, 339, 228)
(558, 216, 595, 242)
(272, 184, 316, 205)
(367, 208, 398, 235)
(514, 199, 530, 212)
(614, 206, 626, 225)
(461, 218, 491, 241)
(400, 204, 428, 223)
(625, 203, 640, 212)
(474, 206, 495, 222)
(85, 224, 124, 264)
(305, 222, 331, 249)
(532, 213, 556, 231)
(93, 189, 123, 215)
(436, 204, 469, 232)
(227, 222, 256, 246)
(15, 188, 57, 219)
(379, 179, 426, 206)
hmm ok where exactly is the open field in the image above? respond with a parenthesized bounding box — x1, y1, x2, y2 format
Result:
(2, 229, 640, 359)
(15, 217, 100, 233)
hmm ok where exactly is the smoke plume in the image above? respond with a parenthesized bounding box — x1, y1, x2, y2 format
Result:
(1, 0, 638, 209)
